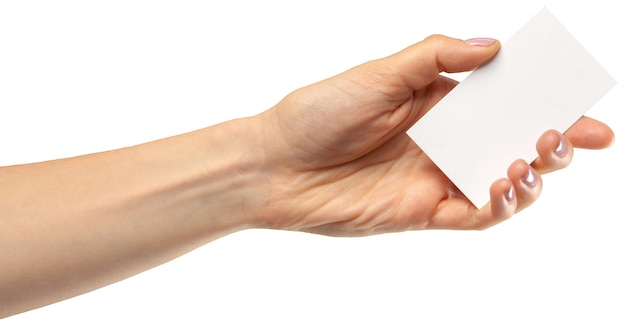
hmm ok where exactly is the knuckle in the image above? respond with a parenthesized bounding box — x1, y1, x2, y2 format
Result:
(423, 34, 447, 45)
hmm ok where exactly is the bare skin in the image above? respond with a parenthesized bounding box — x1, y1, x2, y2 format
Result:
(0, 35, 614, 318)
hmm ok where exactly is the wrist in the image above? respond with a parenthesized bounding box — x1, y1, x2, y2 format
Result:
(193, 116, 273, 234)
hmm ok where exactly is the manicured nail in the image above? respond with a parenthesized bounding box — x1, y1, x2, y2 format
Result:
(522, 167, 538, 187)
(554, 134, 567, 158)
(465, 38, 498, 46)
(505, 184, 515, 202)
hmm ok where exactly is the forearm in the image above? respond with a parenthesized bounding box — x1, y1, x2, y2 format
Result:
(0, 116, 268, 317)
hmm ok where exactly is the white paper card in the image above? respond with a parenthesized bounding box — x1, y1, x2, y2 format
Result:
(406, 8, 616, 208)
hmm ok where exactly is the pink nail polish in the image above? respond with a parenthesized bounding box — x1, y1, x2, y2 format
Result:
(464, 38, 497, 46)
(554, 135, 567, 157)
(522, 167, 538, 187)
(505, 185, 515, 202)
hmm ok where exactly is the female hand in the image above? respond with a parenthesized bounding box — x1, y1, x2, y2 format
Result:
(255, 35, 614, 236)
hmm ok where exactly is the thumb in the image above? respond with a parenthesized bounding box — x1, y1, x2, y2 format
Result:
(387, 34, 500, 90)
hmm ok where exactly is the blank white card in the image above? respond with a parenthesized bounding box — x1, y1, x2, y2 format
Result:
(407, 8, 616, 208)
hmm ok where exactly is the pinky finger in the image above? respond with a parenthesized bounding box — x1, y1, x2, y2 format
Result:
(468, 179, 517, 230)
(489, 178, 517, 221)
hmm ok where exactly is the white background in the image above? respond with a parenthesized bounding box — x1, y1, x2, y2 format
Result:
(1, 0, 624, 324)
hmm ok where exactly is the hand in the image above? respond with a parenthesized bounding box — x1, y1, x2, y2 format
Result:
(256, 35, 614, 236)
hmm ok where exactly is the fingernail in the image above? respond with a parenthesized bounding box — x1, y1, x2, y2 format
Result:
(464, 38, 498, 46)
(554, 134, 567, 158)
(505, 184, 515, 202)
(522, 167, 538, 187)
